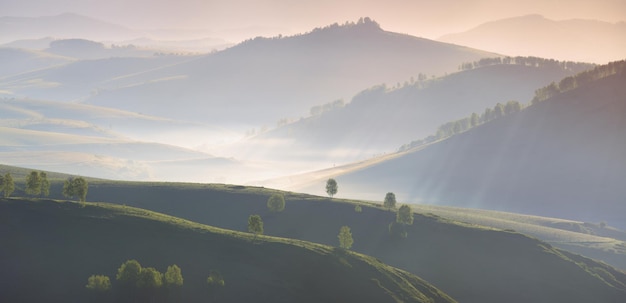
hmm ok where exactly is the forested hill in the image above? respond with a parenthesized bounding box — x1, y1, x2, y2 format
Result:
(235, 57, 592, 164)
(307, 60, 626, 228)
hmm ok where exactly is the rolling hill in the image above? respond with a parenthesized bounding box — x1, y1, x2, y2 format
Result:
(228, 59, 593, 165)
(292, 61, 626, 229)
(0, 198, 455, 303)
(439, 14, 626, 64)
(22, 180, 623, 303)
(78, 18, 497, 126)
(0, 47, 74, 78)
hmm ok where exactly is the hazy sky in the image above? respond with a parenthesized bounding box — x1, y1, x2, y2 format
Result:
(1, 0, 625, 39)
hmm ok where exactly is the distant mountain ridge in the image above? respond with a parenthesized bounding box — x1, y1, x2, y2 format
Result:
(0, 13, 139, 43)
(439, 14, 626, 63)
(81, 18, 498, 126)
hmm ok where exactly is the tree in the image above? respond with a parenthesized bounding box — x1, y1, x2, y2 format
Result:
(267, 193, 285, 212)
(116, 259, 142, 286)
(338, 226, 354, 250)
(326, 178, 338, 197)
(397, 205, 414, 226)
(383, 192, 396, 209)
(206, 270, 225, 287)
(137, 267, 163, 302)
(2, 173, 14, 198)
(137, 267, 163, 289)
(470, 112, 480, 127)
(39, 172, 50, 197)
(86, 274, 111, 292)
(25, 171, 42, 196)
(248, 214, 263, 237)
(164, 264, 183, 288)
(63, 177, 88, 202)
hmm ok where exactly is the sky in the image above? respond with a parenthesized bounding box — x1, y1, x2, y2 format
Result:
(1, 0, 625, 40)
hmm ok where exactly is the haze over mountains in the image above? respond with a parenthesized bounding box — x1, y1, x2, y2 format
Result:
(237, 59, 592, 165)
(294, 62, 626, 229)
(439, 14, 626, 64)
(2, 5, 626, 303)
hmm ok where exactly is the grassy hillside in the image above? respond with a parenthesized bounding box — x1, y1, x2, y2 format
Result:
(42, 181, 626, 303)
(0, 198, 455, 303)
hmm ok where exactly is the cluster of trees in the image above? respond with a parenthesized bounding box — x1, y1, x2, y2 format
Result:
(399, 100, 524, 152)
(532, 60, 626, 104)
(25, 171, 50, 197)
(0, 173, 15, 198)
(63, 177, 88, 202)
(458, 56, 595, 73)
(87, 260, 222, 303)
(380, 192, 415, 238)
(310, 99, 345, 116)
(0, 170, 89, 202)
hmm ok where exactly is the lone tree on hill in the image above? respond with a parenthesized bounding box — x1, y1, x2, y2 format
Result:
(383, 192, 397, 209)
(62, 177, 88, 202)
(397, 204, 414, 226)
(267, 193, 285, 212)
(248, 214, 264, 238)
(326, 178, 338, 198)
(338, 225, 354, 250)
(25, 171, 42, 196)
(1, 173, 15, 198)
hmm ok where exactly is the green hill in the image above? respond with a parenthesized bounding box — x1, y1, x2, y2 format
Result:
(0, 198, 455, 303)
(45, 180, 626, 303)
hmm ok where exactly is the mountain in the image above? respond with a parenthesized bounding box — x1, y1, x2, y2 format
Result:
(0, 198, 455, 303)
(24, 180, 624, 303)
(293, 61, 626, 229)
(79, 19, 498, 126)
(0, 13, 140, 43)
(439, 14, 626, 63)
(230, 59, 593, 165)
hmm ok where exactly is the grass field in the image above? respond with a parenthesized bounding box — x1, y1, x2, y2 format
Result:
(0, 198, 455, 303)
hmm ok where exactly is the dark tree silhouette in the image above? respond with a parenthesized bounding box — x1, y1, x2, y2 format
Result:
(326, 178, 338, 197)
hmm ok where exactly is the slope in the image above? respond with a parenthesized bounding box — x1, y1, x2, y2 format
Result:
(294, 61, 626, 228)
(39, 180, 626, 303)
(82, 19, 497, 126)
(439, 14, 626, 63)
(0, 47, 74, 78)
(0, 198, 454, 303)
(230, 60, 592, 164)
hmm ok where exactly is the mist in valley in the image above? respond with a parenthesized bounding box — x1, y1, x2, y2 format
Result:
(3, 1, 626, 302)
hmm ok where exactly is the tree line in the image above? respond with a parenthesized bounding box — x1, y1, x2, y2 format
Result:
(86, 259, 224, 303)
(531, 60, 626, 104)
(458, 56, 595, 73)
(0, 170, 88, 202)
(399, 100, 524, 152)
